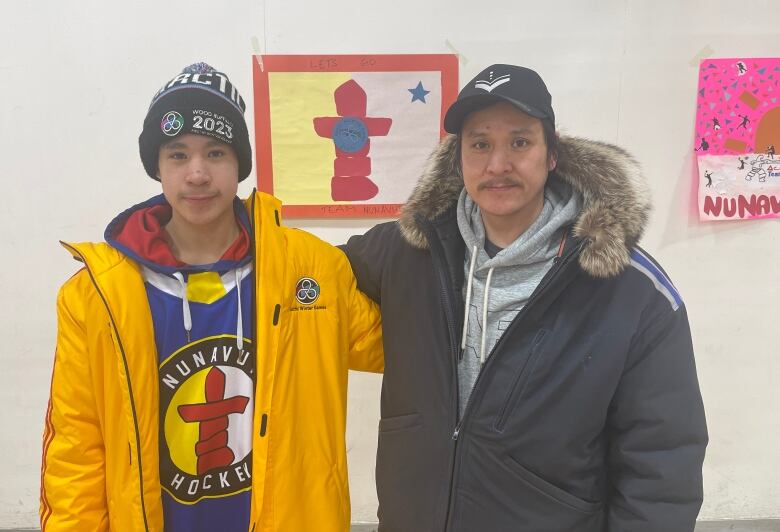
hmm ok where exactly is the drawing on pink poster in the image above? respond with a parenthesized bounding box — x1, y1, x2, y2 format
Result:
(695, 58, 780, 221)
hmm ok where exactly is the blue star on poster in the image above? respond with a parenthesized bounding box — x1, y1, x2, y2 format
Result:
(408, 81, 431, 103)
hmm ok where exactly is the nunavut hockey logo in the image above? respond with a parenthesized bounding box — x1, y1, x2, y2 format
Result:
(159, 335, 255, 503)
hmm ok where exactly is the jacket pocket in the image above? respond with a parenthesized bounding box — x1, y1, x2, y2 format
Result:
(494, 329, 548, 432)
(503, 454, 602, 514)
(378, 412, 421, 433)
(375, 414, 439, 531)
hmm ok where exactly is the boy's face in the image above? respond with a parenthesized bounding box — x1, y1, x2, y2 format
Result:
(158, 134, 239, 229)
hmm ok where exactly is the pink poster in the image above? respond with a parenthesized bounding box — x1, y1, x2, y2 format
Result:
(695, 58, 780, 221)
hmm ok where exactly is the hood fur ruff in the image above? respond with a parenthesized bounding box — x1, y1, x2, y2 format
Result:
(399, 135, 652, 278)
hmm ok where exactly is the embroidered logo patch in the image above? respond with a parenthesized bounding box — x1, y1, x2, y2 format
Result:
(161, 111, 184, 136)
(295, 277, 320, 305)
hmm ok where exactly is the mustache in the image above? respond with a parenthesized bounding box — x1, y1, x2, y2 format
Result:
(478, 178, 521, 190)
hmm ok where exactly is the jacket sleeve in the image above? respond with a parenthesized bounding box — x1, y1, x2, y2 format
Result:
(341, 222, 396, 305)
(341, 224, 401, 372)
(344, 260, 384, 373)
(40, 273, 109, 531)
(340, 224, 401, 372)
(607, 304, 708, 532)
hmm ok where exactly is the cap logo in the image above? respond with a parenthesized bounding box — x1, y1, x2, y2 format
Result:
(475, 71, 510, 93)
(161, 111, 184, 136)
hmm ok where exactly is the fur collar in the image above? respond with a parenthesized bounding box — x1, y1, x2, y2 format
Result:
(399, 135, 651, 278)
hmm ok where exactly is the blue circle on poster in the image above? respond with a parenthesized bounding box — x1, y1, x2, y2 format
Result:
(332, 117, 368, 153)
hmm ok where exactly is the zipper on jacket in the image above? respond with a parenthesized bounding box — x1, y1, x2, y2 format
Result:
(433, 236, 463, 528)
(62, 243, 151, 532)
(443, 239, 584, 531)
(247, 193, 265, 525)
(248, 193, 259, 370)
(419, 218, 464, 531)
(420, 217, 463, 413)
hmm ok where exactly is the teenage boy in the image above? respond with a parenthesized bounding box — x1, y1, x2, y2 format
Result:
(344, 64, 707, 531)
(40, 63, 383, 532)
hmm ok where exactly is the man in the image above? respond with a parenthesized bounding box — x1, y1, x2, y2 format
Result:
(40, 63, 383, 532)
(344, 64, 707, 531)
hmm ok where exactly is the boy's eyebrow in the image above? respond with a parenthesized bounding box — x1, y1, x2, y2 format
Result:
(161, 141, 186, 150)
(161, 139, 227, 150)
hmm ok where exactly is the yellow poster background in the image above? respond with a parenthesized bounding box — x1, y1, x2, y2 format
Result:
(268, 72, 351, 204)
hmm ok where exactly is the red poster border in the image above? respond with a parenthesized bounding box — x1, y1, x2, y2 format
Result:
(252, 54, 459, 218)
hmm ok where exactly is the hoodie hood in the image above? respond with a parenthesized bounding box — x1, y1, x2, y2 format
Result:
(456, 177, 581, 273)
(454, 179, 582, 414)
(104, 193, 254, 351)
(399, 134, 651, 278)
(105, 194, 253, 275)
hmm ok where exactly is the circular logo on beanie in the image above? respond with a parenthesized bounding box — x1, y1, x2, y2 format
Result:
(161, 111, 184, 137)
(295, 277, 320, 305)
(333, 117, 368, 153)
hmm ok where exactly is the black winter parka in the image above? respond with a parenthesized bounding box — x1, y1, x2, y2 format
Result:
(344, 135, 708, 532)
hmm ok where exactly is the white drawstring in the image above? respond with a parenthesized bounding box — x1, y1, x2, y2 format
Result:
(173, 268, 244, 348)
(172, 272, 192, 343)
(235, 269, 243, 351)
(480, 267, 495, 366)
(461, 245, 479, 350)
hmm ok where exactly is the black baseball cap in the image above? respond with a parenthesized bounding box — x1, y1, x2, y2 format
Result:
(444, 64, 555, 133)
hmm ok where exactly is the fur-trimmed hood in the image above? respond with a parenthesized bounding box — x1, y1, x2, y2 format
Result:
(399, 135, 652, 278)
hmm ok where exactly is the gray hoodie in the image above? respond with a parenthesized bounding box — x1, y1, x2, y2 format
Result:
(455, 179, 582, 414)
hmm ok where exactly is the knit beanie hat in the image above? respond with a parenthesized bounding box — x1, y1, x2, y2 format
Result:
(139, 62, 252, 181)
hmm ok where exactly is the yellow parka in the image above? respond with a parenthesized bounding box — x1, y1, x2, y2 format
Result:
(40, 192, 383, 531)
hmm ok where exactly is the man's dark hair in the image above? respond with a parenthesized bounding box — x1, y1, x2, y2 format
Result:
(541, 118, 558, 165)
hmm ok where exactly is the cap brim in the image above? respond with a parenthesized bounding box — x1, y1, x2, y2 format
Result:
(443, 94, 547, 134)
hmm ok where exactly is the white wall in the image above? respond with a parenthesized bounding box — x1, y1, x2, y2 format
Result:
(1, 0, 778, 526)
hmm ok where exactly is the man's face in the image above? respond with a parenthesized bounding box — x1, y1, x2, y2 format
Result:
(158, 133, 239, 229)
(460, 102, 556, 232)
